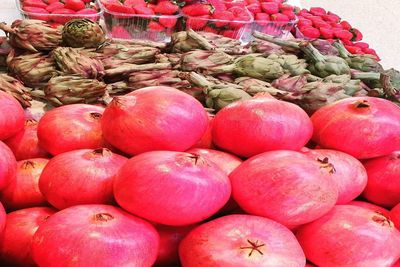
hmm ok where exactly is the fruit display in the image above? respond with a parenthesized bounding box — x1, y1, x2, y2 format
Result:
(0, 0, 399, 265)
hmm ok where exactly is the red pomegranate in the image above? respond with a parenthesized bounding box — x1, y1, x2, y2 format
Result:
(0, 90, 24, 140)
(230, 150, 338, 228)
(1, 158, 48, 211)
(390, 203, 400, 230)
(37, 104, 107, 155)
(179, 214, 306, 266)
(297, 205, 400, 267)
(0, 202, 5, 234)
(348, 201, 390, 218)
(31, 205, 160, 267)
(212, 97, 313, 158)
(39, 148, 127, 210)
(101, 86, 208, 155)
(0, 207, 56, 266)
(311, 97, 400, 159)
(190, 113, 214, 149)
(0, 140, 17, 191)
(114, 151, 231, 226)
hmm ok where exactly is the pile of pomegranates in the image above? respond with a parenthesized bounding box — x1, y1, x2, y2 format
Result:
(0, 86, 400, 266)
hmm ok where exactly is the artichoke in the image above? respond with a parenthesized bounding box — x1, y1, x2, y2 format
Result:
(52, 47, 105, 79)
(0, 73, 32, 107)
(267, 53, 310, 76)
(62, 19, 106, 48)
(206, 88, 252, 111)
(180, 50, 234, 72)
(45, 75, 107, 106)
(311, 39, 339, 56)
(7, 50, 57, 87)
(271, 74, 308, 92)
(0, 20, 62, 52)
(0, 37, 11, 71)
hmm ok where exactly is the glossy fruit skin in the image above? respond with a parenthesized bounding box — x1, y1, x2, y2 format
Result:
(362, 151, 400, 208)
(190, 113, 214, 149)
(0, 207, 56, 267)
(230, 150, 338, 228)
(297, 205, 400, 267)
(4, 119, 50, 160)
(0, 141, 17, 191)
(212, 97, 313, 158)
(101, 86, 208, 156)
(31, 204, 160, 267)
(311, 97, 400, 159)
(179, 214, 306, 267)
(39, 148, 127, 210)
(348, 201, 390, 218)
(390, 203, 400, 230)
(114, 151, 231, 226)
(37, 104, 107, 155)
(0, 202, 5, 234)
(0, 90, 25, 140)
(1, 158, 48, 211)
(301, 148, 367, 204)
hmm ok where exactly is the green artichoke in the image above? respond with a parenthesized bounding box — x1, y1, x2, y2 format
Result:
(206, 88, 252, 111)
(267, 53, 310, 76)
(0, 73, 32, 107)
(180, 50, 234, 72)
(271, 74, 308, 92)
(232, 55, 285, 81)
(62, 19, 106, 48)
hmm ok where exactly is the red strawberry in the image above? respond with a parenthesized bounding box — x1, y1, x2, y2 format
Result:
(246, 0, 259, 5)
(158, 17, 177, 28)
(222, 29, 235, 39)
(182, 4, 213, 16)
(246, 3, 261, 15)
(82, 0, 92, 3)
(298, 18, 312, 28)
(212, 10, 234, 27)
(279, 4, 294, 12)
(354, 42, 369, 49)
(340, 20, 352, 30)
(350, 28, 363, 41)
(319, 27, 334, 39)
(51, 8, 76, 24)
(270, 13, 289, 22)
(228, 6, 248, 17)
(23, 6, 49, 20)
(64, 0, 85, 11)
(111, 26, 132, 39)
(322, 14, 340, 23)
(298, 9, 311, 17)
(341, 39, 353, 46)
(124, 0, 146, 7)
(300, 27, 320, 39)
(22, 0, 48, 9)
(255, 13, 270, 21)
(106, 3, 136, 14)
(46, 2, 65, 13)
(203, 26, 218, 34)
(313, 20, 330, 29)
(46, 0, 61, 4)
(325, 39, 335, 44)
(334, 29, 353, 40)
(309, 7, 326, 16)
(225, 0, 246, 9)
(281, 10, 295, 20)
(154, 1, 179, 15)
(187, 15, 209, 30)
(344, 45, 362, 54)
(148, 21, 165, 31)
(134, 6, 155, 15)
(207, 0, 227, 11)
(331, 22, 343, 29)
(261, 2, 279, 15)
(76, 8, 100, 20)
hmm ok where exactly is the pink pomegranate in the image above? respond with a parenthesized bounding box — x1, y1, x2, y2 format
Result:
(101, 86, 208, 155)
(179, 214, 306, 266)
(311, 97, 400, 159)
(230, 150, 338, 228)
(31, 205, 160, 267)
(190, 113, 214, 149)
(114, 151, 231, 226)
(37, 104, 107, 155)
(0, 207, 56, 266)
(0, 202, 5, 234)
(0, 90, 24, 140)
(212, 97, 313, 158)
(301, 148, 367, 204)
(1, 158, 48, 211)
(0, 140, 17, 191)
(297, 205, 400, 267)
(390, 203, 400, 230)
(39, 148, 127, 210)
(348, 201, 390, 218)
(4, 119, 50, 160)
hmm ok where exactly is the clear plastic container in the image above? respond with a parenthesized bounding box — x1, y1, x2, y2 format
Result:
(100, 2, 182, 42)
(252, 18, 298, 38)
(16, 0, 103, 25)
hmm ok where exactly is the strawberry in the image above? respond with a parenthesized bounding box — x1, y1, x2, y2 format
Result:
(350, 28, 363, 41)
(203, 26, 218, 34)
(340, 20, 352, 30)
(313, 20, 330, 29)
(325, 39, 335, 44)
(187, 15, 209, 30)
(154, 1, 179, 15)
(270, 13, 289, 22)
(124, 0, 146, 7)
(182, 3, 213, 16)
(281, 10, 295, 20)
(228, 6, 248, 17)
(207, 0, 227, 12)
(298, 18, 312, 28)
(255, 12, 270, 21)
(322, 14, 340, 23)
(111, 26, 132, 39)
(319, 27, 334, 39)
(159, 17, 177, 28)
(51, 8, 76, 24)
(22, 0, 48, 9)
(279, 4, 294, 12)
(309, 7, 326, 16)
(344, 45, 362, 55)
(300, 27, 320, 39)
(46, 0, 61, 4)
(212, 10, 234, 27)
(133, 6, 155, 15)
(222, 29, 235, 39)
(225, 0, 246, 9)
(23, 7, 49, 20)
(246, 0, 259, 5)
(298, 9, 311, 17)
(106, 3, 136, 14)
(354, 42, 369, 49)
(64, 0, 85, 11)
(148, 21, 165, 31)
(76, 8, 100, 20)
(82, 0, 92, 3)
(46, 2, 65, 13)
(261, 2, 279, 15)
(246, 3, 261, 15)
(334, 29, 353, 40)
(341, 39, 353, 46)
(331, 22, 343, 29)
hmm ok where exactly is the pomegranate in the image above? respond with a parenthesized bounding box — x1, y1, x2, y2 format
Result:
(155, 224, 196, 266)
(212, 97, 313, 158)
(390, 203, 400, 230)
(4, 119, 49, 160)
(1, 158, 48, 211)
(37, 104, 107, 155)
(0, 141, 17, 191)
(31, 205, 160, 267)
(39, 148, 127, 210)
(311, 97, 400, 159)
(348, 201, 390, 218)
(0, 90, 24, 140)
(0, 202, 5, 234)
(114, 151, 231, 226)
(301, 148, 367, 204)
(362, 151, 400, 208)
(179, 214, 306, 266)
(297, 205, 400, 267)
(190, 113, 214, 149)
(101, 86, 208, 155)
(0, 207, 56, 266)
(230, 150, 338, 228)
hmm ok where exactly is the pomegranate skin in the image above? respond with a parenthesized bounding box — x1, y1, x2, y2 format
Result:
(311, 97, 400, 159)
(0, 140, 17, 192)
(296, 205, 400, 267)
(0, 202, 5, 234)
(179, 214, 306, 267)
(348, 201, 390, 218)
(362, 151, 400, 208)
(101, 86, 208, 155)
(0, 90, 25, 140)
(390, 203, 400, 230)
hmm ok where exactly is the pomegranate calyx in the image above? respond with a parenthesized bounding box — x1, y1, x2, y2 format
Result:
(317, 157, 336, 174)
(353, 100, 370, 109)
(91, 148, 112, 157)
(22, 160, 36, 169)
(372, 212, 393, 227)
(93, 213, 114, 222)
(90, 112, 102, 120)
(25, 119, 38, 126)
(240, 239, 265, 257)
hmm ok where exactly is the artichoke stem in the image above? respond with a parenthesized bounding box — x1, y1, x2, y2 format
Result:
(351, 72, 381, 80)
(253, 31, 300, 49)
(300, 43, 326, 63)
(187, 29, 215, 50)
(332, 42, 350, 58)
(105, 62, 171, 77)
